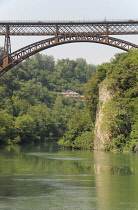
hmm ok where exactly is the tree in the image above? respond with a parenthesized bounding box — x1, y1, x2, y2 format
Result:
(15, 115, 37, 143)
(58, 109, 93, 149)
(0, 110, 20, 144)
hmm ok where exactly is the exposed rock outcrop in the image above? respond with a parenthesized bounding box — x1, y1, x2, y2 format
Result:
(94, 83, 112, 150)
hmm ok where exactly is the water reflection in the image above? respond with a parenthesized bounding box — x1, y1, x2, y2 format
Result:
(0, 143, 138, 210)
(94, 151, 138, 210)
(94, 151, 136, 175)
(94, 151, 135, 176)
(94, 164, 133, 175)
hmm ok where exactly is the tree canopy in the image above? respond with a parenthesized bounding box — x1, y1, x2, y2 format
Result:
(0, 53, 96, 145)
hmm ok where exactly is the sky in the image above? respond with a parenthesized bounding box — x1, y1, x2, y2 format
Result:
(0, 0, 138, 65)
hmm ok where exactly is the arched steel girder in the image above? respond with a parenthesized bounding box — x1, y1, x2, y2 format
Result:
(0, 34, 138, 76)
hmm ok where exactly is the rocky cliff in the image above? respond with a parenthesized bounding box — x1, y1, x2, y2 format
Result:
(94, 82, 112, 150)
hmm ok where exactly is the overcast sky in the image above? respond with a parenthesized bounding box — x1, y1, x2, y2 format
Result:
(0, 0, 138, 65)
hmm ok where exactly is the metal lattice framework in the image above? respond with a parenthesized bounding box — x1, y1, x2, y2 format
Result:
(1, 20, 138, 76)
(1, 20, 138, 35)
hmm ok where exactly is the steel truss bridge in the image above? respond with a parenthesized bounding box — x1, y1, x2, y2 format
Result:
(1, 20, 138, 76)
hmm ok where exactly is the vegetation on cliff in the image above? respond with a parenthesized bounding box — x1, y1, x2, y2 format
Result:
(100, 50, 138, 151)
(60, 50, 138, 151)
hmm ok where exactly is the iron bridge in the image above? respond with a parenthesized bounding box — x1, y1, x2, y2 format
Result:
(1, 20, 138, 76)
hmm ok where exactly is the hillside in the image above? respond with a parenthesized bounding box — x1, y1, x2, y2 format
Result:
(0, 53, 96, 145)
(60, 50, 138, 151)
(1, 50, 138, 151)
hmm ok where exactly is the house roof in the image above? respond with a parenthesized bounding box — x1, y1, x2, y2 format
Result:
(62, 92, 79, 95)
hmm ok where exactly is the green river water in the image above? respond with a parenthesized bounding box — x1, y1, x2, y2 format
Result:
(0, 142, 138, 210)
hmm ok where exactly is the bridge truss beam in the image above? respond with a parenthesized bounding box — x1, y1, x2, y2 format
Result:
(1, 20, 138, 36)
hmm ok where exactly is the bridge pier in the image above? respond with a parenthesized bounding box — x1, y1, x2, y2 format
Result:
(4, 25, 11, 55)
(2, 25, 11, 68)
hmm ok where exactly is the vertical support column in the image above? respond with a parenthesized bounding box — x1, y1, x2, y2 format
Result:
(55, 25, 59, 43)
(54, 25, 59, 44)
(106, 24, 109, 35)
(105, 24, 109, 44)
(4, 25, 11, 55)
(56, 24, 59, 36)
(3, 24, 11, 68)
(54, 37, 59, 43)
(105, 36, 109, 44)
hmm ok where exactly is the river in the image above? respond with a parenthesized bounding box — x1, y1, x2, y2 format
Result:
(0, 142, 138, 210)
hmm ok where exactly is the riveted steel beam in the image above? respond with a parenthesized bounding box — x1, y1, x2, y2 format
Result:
(1, 20, 138, 36)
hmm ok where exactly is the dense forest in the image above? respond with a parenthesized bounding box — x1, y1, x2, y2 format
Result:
(0, 53, 96, 145)
(0, 50, 138, 152)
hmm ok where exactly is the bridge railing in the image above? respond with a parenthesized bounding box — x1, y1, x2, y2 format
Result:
(0, 19, 138, 24)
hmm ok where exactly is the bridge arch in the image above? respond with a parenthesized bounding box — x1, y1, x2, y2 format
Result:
(1, 34, 138, 76)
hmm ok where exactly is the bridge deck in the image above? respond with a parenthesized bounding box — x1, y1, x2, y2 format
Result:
(0, 20, 138, 36)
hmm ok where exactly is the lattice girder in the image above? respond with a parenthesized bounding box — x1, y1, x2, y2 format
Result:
(1, 20, 138, 36)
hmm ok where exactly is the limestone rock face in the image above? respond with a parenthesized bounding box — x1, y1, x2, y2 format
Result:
(94, 84, 112, 150)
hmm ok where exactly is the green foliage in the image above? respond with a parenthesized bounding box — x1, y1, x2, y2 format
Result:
(58, 50, 137, 151)
(58, 109, 94, 149)
(73, 131, 94, 149)
(1, 49, 137, 152)
(82, 50, 138, 152)
(130, 122, 138, 141)
(129, 121, 138, 151)
(112, 134, 127, 152)
(0, 53, 95, 145)
(104, 134, 128, 152)
(84, 62, 108, 121)
(0, 47, 4, 60)
(101, 99, 131, 137)
(15, 115, 38, 142)
(98, 50, 138, 151)
(0, 110, 20, 145)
